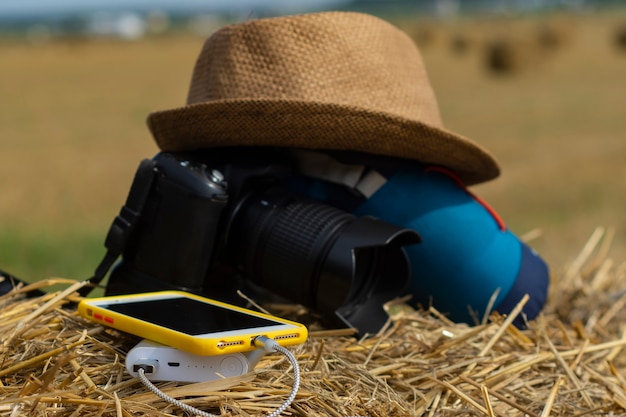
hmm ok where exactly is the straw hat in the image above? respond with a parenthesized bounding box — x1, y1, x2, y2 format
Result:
(147, 11, 500, 185)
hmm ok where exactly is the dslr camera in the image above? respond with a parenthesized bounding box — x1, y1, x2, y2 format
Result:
(92, 149, 419, 334)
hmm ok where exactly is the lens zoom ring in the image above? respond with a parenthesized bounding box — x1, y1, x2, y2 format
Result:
(258, 202, 352, 300)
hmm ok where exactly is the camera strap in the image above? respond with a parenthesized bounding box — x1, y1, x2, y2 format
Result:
(289, 149, 386, 198)
(80, 159, 158, 297)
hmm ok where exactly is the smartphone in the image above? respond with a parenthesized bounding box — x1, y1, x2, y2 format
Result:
(78, 291, 308, 356)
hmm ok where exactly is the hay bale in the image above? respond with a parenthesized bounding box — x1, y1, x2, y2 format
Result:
(614, 23, 626, 51)
(449, 32, 473, 55)
(2, 227, 626, 416)
(482, 16, 576, 76)
(534, 18, 573, 51)
(483, 33, 553, 76)
(484, 37, 525, 74)
(408, 23, 439, 49)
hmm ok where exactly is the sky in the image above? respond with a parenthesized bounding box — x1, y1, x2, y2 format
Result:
(0, 0, 346, 17)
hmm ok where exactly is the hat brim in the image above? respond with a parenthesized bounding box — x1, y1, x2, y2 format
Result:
(147, 99, 500, 186)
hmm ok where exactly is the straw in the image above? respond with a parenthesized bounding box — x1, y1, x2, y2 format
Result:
(2, 229, 626, 416)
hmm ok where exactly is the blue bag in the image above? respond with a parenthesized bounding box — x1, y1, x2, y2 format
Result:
(353, 165, 549, 326)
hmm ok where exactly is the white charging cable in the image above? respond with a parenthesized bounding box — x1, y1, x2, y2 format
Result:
(136, 335, 300, 417)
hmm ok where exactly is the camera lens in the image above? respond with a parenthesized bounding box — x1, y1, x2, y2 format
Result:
(227, 186, 419, 332)
(235, 190, 352, 305)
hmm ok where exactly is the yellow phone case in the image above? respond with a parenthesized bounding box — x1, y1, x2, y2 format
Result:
(78, 291, 308, 356)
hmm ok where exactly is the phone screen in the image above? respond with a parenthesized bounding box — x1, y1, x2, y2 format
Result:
(101, 297, 283, 335)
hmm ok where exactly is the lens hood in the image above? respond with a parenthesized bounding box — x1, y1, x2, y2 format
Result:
(315, 217, 420, 334)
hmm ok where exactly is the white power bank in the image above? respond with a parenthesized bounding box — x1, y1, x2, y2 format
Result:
(126, 339, 265, 382)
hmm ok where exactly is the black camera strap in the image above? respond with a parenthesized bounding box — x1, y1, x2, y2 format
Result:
(79, 159, 158, 297)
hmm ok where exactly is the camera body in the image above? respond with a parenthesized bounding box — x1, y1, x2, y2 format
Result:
(100, 150, 420, 334)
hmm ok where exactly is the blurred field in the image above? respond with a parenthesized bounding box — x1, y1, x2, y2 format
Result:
(1, 10, 625, 283)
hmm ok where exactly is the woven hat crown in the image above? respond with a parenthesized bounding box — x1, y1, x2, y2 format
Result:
(147, 12, 500, 185)
(187, 12, 442, 127)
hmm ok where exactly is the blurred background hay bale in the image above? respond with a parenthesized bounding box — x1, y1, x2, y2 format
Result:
(614, 22, 626, 50)
(449, 30, 474, 55)
(481, 16, 574, 75)
(406, 20, 440, 49)
(484, 36, 532, 74)
(534, 16, 574, 51)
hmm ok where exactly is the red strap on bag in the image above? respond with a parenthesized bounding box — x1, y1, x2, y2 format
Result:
(425, 166, 507, 231)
